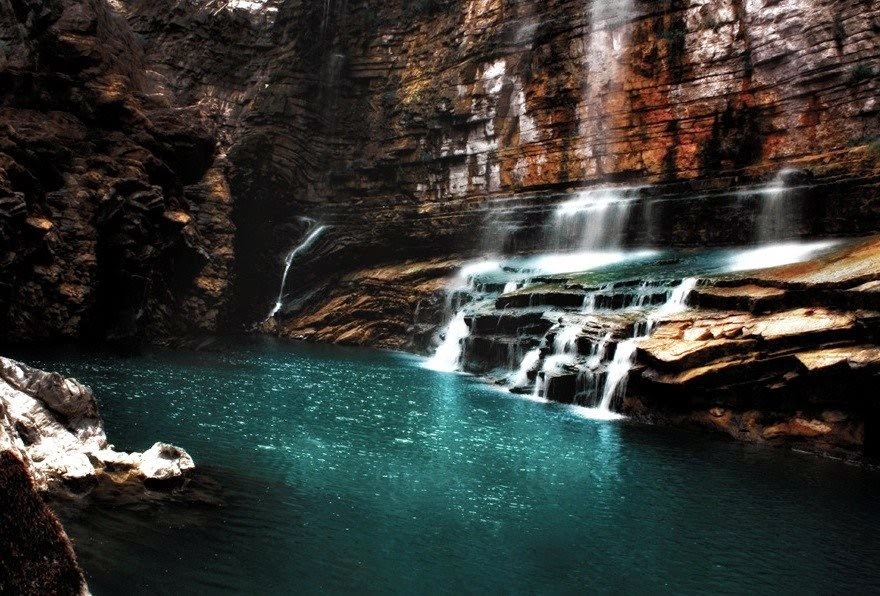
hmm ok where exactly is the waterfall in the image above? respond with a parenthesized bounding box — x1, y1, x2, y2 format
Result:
(580, 0, 636, 170)
(532, 323, 582, 398)
(424, 311, 470, 372)
(595, 339, 637, 412)
(755, 168, 803, 243)
(552, 187, 640, 250)
(267, 225, 328, 319)
(653, 277, 697, 318)
(511, 347, 541, 387)
(590, 277, 697, 415)
(553, 324, 580, 354)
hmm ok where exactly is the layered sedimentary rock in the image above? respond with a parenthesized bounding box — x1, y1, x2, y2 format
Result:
(55, 0, 876, 336)
(407, 237, 880, 459)
(629, 236, 880, 459)
(1, 0, 878, 340)
(2, 0, 880, 444)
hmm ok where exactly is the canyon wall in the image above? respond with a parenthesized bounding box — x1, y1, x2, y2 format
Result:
(267, 0, 880, 345)
(1, 0, 879, 343)
(0, 0, 233, 342)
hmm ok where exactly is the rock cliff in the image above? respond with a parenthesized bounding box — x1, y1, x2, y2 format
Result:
(5, 0, 875, 341)
(0, 0, 233, 343)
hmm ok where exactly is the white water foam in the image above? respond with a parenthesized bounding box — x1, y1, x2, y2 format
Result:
(727, 241, 838, 273)
(423, 311, 470, 372)
(511, 347, 541, 387)
(512, 249, 657, 276)
(582, 276, 698, 418)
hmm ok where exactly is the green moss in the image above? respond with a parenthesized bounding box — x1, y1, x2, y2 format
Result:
(405, 0, 444, 18)
(850, 63, 876, 83)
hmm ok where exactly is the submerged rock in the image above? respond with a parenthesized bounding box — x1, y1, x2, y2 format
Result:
(0, 357, 195, 494)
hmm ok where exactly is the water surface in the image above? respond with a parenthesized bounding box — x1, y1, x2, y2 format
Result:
(16, 340, 880, 595)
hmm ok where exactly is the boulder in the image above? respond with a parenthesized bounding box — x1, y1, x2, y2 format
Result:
(0, 357, 195, 493)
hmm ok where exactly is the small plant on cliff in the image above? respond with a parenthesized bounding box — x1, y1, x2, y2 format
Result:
(850, 63, 877, 83)
(406, 0, 444, 18)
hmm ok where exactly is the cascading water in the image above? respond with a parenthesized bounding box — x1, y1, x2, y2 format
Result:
(579, 0, 637, 170)
(532, 322, 583, 399)
(423, 163, 835, 418)
(552, 187, 640, 250)
(752, 168, 805, 243)
(512, 347, 541, 387)
(267, 224, 328, 319)
(590, 277, 698, 416)
(424, 311, 470, 372)
(423, 260, 501, 372)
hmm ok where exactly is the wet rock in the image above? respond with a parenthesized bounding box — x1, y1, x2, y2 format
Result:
(692, 284, 787, 312)
(0, 446, 88, 595)
(0, 357, 195, 493)
(138, 442, 196, 481)
(638, 338, 759, 372)
(630, 238, 880, 460)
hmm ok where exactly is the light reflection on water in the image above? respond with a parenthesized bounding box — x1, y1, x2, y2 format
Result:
(11, 339, 880, 595)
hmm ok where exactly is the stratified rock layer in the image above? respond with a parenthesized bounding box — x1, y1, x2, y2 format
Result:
(64, 0, 880, 334)
(629, 237, 880, 459)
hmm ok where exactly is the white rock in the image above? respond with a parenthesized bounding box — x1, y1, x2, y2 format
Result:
(138, 442, 196, 481)
(0, 357, 195, 492)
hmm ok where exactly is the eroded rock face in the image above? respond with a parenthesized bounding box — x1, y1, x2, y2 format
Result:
(0, 356, 194, 493)
(0, 0, 877, 340)
(0, 0, 234, 343)
(104, 0, 880, 333)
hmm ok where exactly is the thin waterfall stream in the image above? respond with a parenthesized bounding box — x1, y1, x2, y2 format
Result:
(267, 224, 328, 319)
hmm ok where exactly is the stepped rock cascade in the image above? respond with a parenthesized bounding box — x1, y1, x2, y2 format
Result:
(423, 175, 849, 417)
(1, 0, 879, 589)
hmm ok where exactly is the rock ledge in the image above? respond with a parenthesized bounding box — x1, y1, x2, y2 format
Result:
(0, 357, 195, 494)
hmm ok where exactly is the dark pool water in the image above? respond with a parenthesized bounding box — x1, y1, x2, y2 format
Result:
(14, 340, 880, 595)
